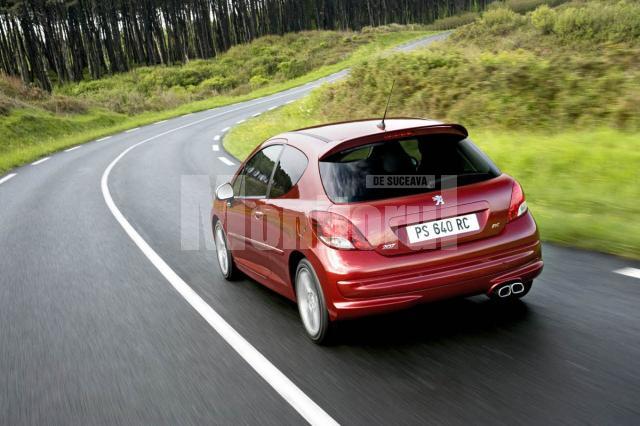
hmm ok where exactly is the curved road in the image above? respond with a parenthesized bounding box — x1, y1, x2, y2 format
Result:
(1, 33, 640, 425)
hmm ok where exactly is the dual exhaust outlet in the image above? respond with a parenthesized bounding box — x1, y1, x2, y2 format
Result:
(495, 282, 525, 298)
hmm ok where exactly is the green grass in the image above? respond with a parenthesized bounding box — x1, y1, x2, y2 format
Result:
(224, 1, 640, 258)
(476, 128, 640, 259)
(0, 28, 433, 174)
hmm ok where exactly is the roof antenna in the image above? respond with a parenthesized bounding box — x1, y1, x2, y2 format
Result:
(377, 79, 396, 131)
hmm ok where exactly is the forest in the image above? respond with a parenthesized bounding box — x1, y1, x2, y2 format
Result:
(0, 0, 489, 90)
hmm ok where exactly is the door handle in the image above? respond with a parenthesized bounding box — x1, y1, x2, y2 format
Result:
(253, 210, 265, 220)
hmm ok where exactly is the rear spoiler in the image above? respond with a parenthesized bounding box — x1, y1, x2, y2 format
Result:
(318, 123, 469, 161)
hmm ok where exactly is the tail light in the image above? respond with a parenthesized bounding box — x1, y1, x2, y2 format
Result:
(309, 211, 373, 250)
(508, 180, 528, 222)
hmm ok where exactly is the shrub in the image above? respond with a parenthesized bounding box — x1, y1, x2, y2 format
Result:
(277, 59, 307, 79)
(249, 75, 269, 88)
(0, 95, 16, 115)
(426, 12, 479, 30)
(481, 7, 526, 34)
(199, 76, 236, 93)
(38, 95, 89, 114)
(501, 0, 566, 14)
(0, 75, 48, 101)
(553, 0, 640, 43)
(531, 5, 557, 34)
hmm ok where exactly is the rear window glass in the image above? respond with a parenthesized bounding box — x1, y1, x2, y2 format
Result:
(319, 135, 500, 203)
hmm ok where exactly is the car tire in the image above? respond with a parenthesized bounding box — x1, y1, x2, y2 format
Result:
(214, 221, 240, 280)
(295, 259, 333, 344)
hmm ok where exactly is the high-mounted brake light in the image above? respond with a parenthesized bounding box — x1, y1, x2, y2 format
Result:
(383, 131, 414, 140)
(309, 211, 373, 250)
(508, 180, 528, 222)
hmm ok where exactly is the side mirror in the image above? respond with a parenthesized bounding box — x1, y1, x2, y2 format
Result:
(215, 182, 234, 201)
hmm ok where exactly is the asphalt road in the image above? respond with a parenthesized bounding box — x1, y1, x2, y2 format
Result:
(1, 33, 640, 425)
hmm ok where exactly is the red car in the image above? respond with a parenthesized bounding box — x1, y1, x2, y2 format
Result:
(212, 118, 543, 343)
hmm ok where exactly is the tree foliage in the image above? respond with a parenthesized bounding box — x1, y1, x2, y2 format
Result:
(0, 0, 490, 90)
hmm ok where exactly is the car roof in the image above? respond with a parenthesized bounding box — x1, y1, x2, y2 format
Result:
(269, 118, 464, 159)
(290, 118, 443, 143)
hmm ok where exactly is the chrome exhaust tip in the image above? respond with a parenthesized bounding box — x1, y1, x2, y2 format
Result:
(497, 285, 512, 298)
(511, 282, 525, 295)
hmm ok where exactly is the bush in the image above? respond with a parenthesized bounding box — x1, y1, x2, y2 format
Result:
(553, 0, 640, 43)
(482, 7, 527, 34)
(199, 76, 236, 93)
(426, 12, 479, 30)
(0, 95, 16, 115)
(38, 95, 88, 114)
(531, 5, 557, 34)
(249, 75, 270, 88)
(497, 0, 567, 14)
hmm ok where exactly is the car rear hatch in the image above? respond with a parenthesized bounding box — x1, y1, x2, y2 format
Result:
(318, 124, 512, 256)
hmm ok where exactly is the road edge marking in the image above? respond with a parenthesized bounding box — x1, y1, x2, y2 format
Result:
(615, 267, 640, 280)
(218, 156, 234, 166)
(101, 104, 339, 426)
(31, 157, 50, 166)
(0, 173, 16, 185)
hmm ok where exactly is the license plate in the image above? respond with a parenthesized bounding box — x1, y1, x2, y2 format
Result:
(406, 213, 480, 244)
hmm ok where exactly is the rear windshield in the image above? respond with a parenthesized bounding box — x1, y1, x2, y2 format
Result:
(319, 135, 500, 203)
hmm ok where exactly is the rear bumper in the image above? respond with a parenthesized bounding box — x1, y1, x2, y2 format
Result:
(311, 212, 543, 320)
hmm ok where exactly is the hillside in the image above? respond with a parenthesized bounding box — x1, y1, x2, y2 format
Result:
(0, 27, 429, 173)
(224, 0, 640, 258)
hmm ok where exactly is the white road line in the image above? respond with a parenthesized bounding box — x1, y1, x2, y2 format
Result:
(236, 119, 246, 124)
(31, 157, 50, 166)
(212, 145, 220, 152)
(0, 173, 16, 185)
(213, 135, 221, 141)
(64, 146, 81, 152)
(222, 126, 230, 132)
(268, 106, 278, 111)
(252, 112, 261, 117)
(126, 127, 139, 133)
(156, 120, 168, 125)
(97, 136, 112, 142)
(218, 156, 234, 166)
(285, 100, 295, 104)
(184, 113, 194, 117)
(100, 105, 338, 426)
(615, 268, 640, 280)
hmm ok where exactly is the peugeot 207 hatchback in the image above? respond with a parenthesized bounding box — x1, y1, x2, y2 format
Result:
(212, 118, 543, 343)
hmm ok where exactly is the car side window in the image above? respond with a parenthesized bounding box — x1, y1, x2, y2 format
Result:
(233, 145, 283, 198)
(269, 146, 308, 198)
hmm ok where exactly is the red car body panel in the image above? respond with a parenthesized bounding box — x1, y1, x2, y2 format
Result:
(212, 118, 543, 320)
